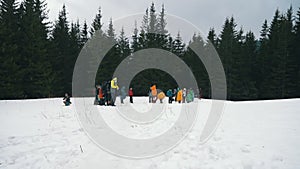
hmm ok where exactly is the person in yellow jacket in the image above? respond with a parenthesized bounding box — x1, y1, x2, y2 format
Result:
(176, 88, 183, 103)
(110, 77, 119, 106)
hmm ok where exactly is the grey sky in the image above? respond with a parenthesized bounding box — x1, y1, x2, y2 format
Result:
(46, 0, 300, 39)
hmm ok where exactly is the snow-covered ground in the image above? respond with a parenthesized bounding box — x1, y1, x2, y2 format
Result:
(0, 97, 300, 169)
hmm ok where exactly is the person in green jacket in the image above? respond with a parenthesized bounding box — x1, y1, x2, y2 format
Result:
(186, 88, 194, 103)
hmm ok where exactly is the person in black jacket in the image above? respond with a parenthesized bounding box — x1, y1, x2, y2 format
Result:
(103, 81, 111, 106)
(94, 85, 100, 105)
(63, 93, 71, 106)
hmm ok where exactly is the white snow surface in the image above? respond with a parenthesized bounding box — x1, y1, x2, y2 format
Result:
(0, 97, 300, 169)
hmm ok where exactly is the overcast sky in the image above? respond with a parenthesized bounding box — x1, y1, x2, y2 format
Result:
(46, 0, 300, 39)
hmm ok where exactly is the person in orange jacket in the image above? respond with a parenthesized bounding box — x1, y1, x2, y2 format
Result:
(157, 91, 166, 103)
(150, 84, 157, 103)
(176, 88, 183, 103)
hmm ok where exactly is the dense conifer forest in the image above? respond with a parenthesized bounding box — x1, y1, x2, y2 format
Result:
(0, 0, 299, 100)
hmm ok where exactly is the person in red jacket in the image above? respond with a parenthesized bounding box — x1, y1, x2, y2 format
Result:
(98, 86, 105, 105)
(129, 87, 134, 103)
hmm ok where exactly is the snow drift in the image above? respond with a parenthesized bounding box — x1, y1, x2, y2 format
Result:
(0, 97, 300, 169)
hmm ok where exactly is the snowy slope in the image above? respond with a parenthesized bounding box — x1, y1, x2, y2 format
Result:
(0, 98, 300, 169)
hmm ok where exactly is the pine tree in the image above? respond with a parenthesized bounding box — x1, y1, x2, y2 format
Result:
(218, 17, 238, 99)
(156, 4, 169, 50)
(293, 7, 300, 96)
(80, 20, 88, 46)
(172, 32, 185, 57)
(279, 6, 296, 98)
(70, 20, 81, 49)
(131, 20, 139, 52)
(141, 8, 149, 33)
(260, 20, 269, 40)
(266, 9, 281, 99)
(230, 26, 245, 100)
(18, 0, 54, 98)
(67, 20, 81, 91)
(149, 2, 157, 33)
(107, 17, 115, 40)
(96, 17, 116, 84)
(117, 27, 131, 59)
(207, 28, 218, 47)
(146, 3, 159, 48)
(0, 0, 22, 99)
(166, 36, 173, 51)
(51, 5, 71, 95)
(156, 4, 167, 35)
(257, 19, 269, 98)
(264, 9, 291, 99)
(241, 31, 258, 99)
(70, 20, 81, 54)
(138, 8, 150, 49)
(90, 7, 103, 37)
(185, 33, 210, 98)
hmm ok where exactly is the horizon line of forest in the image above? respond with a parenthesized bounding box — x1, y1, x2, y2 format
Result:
(0, 0, 299, 100)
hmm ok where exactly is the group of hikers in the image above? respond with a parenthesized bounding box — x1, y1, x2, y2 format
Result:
(94, 77, 199, 106)
(62, 77, 200, 106)
(148, 84, 196, 104)
(95, 77, 134, 106)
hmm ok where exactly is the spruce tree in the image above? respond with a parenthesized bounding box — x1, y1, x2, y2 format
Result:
(141, 8, 149, 33)
(293, 7, 300, 96)
(218, 17, 237, 99)
(51, 5, 71, 95)
(90, 7, 103, 37)
(96, 17, 116, 84)
(172, 32, 185, 57)
(185, 33, 210, 98)
(139, 8, 150, 49)
(149, 2, 157, 33)
(117, 27, 131, 59)
(107, 17, 115, 40)
(156, 4, 169, 50)
(80, 20, 88, 46)
(263, 9, 281, 98)
(156, 4, 167, 35)
(19, 0, 54, 98)
(146, 3, 159, 48)
(279, 7, 295, 98)
(68, 20, 81, 85)
(131, 20, 139, 52)
(138, 28, 147, 49)
(242, 31, 258, 99)
(70, 21, 81, 50)
(0, 0, 22, 99)
(264, 9, 293, 99)
(207, 28, 218, 47)
(257, 20, 269, 99)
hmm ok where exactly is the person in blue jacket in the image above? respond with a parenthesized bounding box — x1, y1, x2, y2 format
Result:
(166, 89, 173, 104)
(120, 86, 126, 104)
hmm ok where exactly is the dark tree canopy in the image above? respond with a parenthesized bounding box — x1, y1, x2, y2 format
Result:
(0, 2, 299, 100)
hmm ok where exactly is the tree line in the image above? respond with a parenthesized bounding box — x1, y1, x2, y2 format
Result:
(0, 0, 299, 100)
